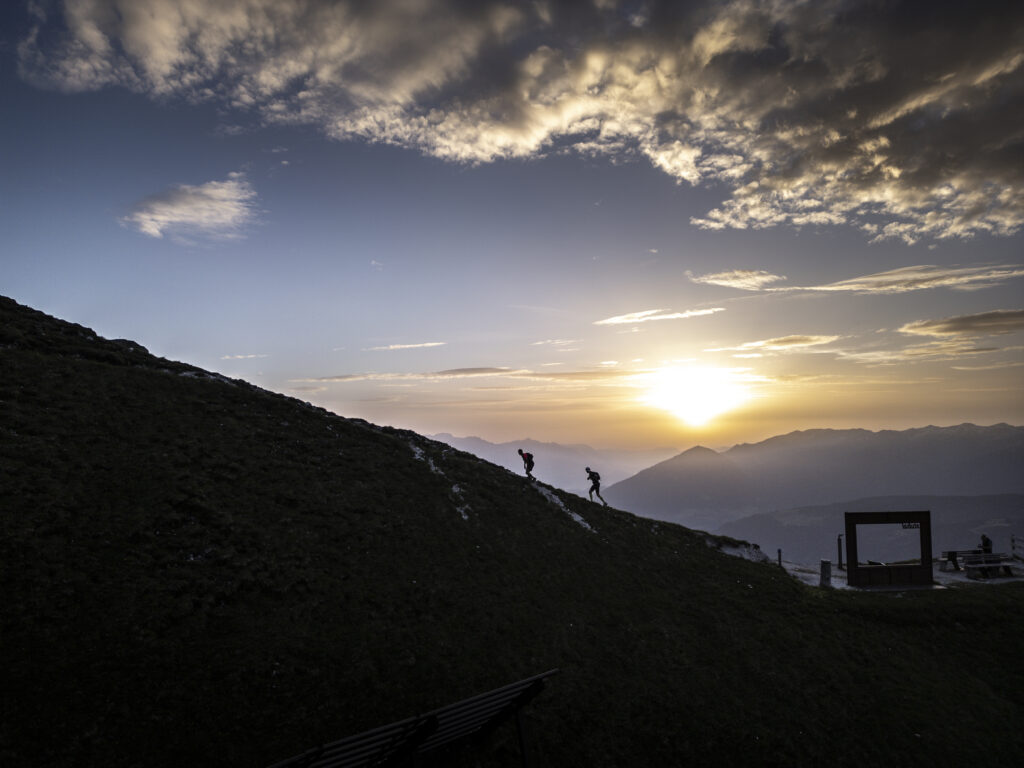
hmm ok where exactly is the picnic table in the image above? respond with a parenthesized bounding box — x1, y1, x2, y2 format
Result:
(939, 549, 982, 571)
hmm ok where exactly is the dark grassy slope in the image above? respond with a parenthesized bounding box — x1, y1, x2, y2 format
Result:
(2, 295, 1022, 767)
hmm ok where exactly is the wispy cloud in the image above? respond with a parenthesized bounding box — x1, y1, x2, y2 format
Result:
(951, 360, 1024, 371)
(294, 366, 642, 385)
(220, 353, 268, 360)
(838, 340, 1001, 365)
(689, 270, 787, 291)
(898, 309, 1024, 338)
(121, 172, 257, 241)
(499, 367, 631, 382)
(364, 342, 447, 351)
(689, 264, 1024, 295)
(831, 312, 1024, 364)
(434, 367, 510, 377)
(594, 308, 724, 325)
(707, 335, 841, 353)
(298, 367, 522, 383)
(531, 339, 580, 346)
(22, 1, 1024, 242)
(814, 266, 1024, 295)
(512, 369, 639, 382)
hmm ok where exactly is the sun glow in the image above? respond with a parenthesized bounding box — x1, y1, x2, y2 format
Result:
(640, 366, 752, 426)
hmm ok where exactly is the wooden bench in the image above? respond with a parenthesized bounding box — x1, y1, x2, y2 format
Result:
(962, 552, 1015, 578)
(939, 549, 982, 571)
(267, 669, 559, 768)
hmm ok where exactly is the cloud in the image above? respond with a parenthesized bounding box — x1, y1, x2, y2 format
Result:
(594, 308, 725, 325)
(220, 353, 268, 360)
(898, 309, 1024, 338)
(531, 339, 580, 346)
(689, 270, 787, 291)
(838, 340, 1001, 364)
(708, 335, 841, 353)
(832, 315, 1024, 363)
(951, 360, 1024, 371)
(813, 265, 1024, 294)
(300, 367, 521, 383)
(121, 172, 257, 240)
(294, 365, 642, 385)
(433, 367, 517, 378)
(364, 342, 447, 351)
(21, 1, 1024, 242)
(512, 369, 638, 382)
(688, 264, 1024, 294)
(287, 385, 328, 394)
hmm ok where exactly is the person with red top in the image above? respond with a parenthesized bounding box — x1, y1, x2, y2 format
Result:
(517, 448, 534, 479)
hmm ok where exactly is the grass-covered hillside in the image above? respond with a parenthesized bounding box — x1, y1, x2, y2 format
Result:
(2, 295, 1022, 767)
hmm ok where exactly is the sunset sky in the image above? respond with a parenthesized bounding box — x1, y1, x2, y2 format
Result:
(3, 0, 1022, 450)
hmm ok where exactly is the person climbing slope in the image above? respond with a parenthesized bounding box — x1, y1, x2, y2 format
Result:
(517, 448, 535, 479)
(586, 467, 607, 505)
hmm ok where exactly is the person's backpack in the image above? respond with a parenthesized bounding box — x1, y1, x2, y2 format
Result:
(590, 471, 600, 482)
(524, 452, 533, 462)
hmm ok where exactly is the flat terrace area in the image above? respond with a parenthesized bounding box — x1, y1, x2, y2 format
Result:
(781, 558, 1024, 590)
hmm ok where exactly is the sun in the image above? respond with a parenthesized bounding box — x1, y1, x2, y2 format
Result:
(639, 366, 751, 426)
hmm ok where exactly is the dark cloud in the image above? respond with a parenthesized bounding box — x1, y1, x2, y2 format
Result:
(20, 0, 1024, 241)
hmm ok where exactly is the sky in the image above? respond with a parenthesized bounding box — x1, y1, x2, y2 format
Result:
(2, 0, 1023, 451)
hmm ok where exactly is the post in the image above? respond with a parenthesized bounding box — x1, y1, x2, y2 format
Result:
(777, 548, 782, 567)
(820, 559, 832, 588)
(837, 534, 844, 570)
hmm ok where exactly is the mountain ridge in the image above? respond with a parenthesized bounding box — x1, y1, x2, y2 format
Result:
(606, 423, 1024, 529)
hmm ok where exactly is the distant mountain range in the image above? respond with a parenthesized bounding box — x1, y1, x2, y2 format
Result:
(604, 424, 1024, 532)
(430, 433, 676, 493)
